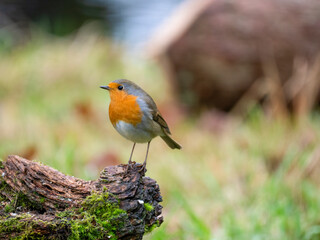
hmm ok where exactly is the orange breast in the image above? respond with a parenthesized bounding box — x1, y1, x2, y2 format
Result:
(109, 90, 142, 126)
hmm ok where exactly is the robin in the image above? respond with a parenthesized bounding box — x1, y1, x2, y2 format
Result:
(100, 79, 181, 170)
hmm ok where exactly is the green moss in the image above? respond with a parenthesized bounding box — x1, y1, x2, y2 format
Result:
(4, 204, 14, 213)
(0, 179, 10, 202)
(18, 192, 44, 211)
(11, 192, 45, 213)
(0, 213, 31, 234)
(0, 213, 56, 239)
(0, 189, 129, 240)
(0, 187, 132, 239)
(144, 203, 154, 212)
(0, 178, 45, 213)
(58, 188, 128, 240)
(0, 158, 3, 169)
(145, 220, 160, 233)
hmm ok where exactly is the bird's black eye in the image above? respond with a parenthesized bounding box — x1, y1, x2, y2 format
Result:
(118, 85, 123, 90)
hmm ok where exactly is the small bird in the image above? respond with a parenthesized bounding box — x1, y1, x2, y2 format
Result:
(100, 79, 181, 170)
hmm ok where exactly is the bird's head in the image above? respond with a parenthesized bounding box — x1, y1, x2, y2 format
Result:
(101, 79, 145, 97)
(100, 79, 143, 102)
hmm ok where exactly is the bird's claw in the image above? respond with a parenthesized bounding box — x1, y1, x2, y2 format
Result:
(125, 161, 133, 174)
(138, 162, 147, 173)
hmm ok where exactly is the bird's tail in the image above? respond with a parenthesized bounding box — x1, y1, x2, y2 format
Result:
(161, 135, 182, 149)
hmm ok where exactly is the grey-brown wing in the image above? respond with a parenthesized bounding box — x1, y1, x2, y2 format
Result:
(152, 111, 171, 135)
(142, 94, 172, 135)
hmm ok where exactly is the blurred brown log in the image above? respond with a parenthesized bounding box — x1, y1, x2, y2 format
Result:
(0, 155, 163, 240)
(148, 0, 320, 116)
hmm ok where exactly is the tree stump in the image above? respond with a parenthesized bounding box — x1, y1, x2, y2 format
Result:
(0, 155, 163, 239)
(148, 0, 320, 113)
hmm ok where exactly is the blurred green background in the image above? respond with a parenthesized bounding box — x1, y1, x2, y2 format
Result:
(1, 1, 320, 240)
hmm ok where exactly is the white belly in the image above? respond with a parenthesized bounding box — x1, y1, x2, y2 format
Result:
(114, 120, 158, 143)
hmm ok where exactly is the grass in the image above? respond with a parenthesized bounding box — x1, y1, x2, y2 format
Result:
(1, 31, 320, 239)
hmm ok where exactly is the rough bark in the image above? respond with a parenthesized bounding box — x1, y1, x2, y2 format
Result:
(0, 155, 163, 239)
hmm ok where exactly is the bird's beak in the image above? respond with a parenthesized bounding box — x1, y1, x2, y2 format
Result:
(100, 85, 110, 90)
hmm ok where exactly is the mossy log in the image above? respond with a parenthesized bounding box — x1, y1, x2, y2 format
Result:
(0, 155, 163, 239)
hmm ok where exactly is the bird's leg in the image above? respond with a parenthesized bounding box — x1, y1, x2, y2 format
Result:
(128, 142, 136, 164)
(141, 141, 151, 171)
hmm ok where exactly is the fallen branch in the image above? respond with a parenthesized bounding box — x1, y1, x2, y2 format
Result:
(0, 155, 163, 239)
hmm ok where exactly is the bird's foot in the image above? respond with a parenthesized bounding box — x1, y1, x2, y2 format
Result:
(138, 162, 147, 173)
(125, 160, 134, 174)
